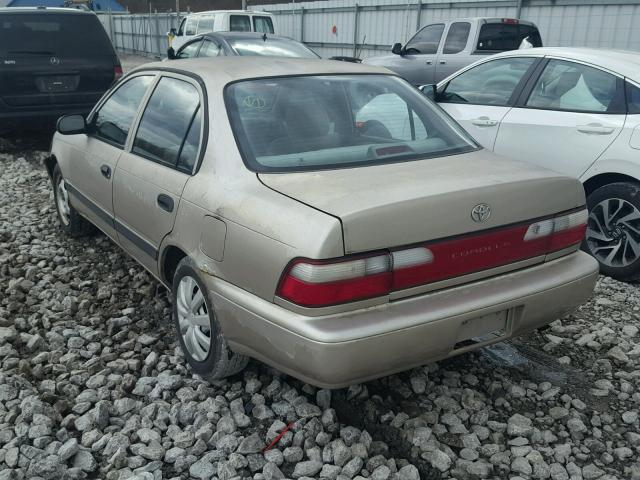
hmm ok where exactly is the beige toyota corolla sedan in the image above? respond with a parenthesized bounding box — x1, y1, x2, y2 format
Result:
(47, 58, 599, 388)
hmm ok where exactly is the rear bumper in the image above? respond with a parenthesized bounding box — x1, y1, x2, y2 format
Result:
(205, 251, 598, 388)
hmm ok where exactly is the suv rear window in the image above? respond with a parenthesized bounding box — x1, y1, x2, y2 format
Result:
(476, 23, 542, 52)
(0, 13, 114, 57)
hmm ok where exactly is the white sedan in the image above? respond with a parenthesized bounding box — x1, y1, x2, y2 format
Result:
(424, 47, 640, 281)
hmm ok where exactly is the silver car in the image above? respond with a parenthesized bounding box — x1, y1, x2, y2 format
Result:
(47, 58, 598, 388)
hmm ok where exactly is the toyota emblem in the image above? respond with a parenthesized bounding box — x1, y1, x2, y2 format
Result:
(471, 203, 491, 223)
(50, 56, 60, 65)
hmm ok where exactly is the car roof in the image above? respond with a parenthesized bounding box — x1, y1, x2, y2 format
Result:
(200, 32, 296, 42)
(0, 6, 94, 14)
(421, 17, 536, 26)
(186, 10, 270, 15)
(490, 47, 640, 79)
(134, 57, 391, 84)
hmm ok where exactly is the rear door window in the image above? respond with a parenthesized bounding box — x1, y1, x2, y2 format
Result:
(0, 12, 114, 57)
(526, 59, 624, 113)
(253, 16, 274, 34)
(230, 15, 251, 32)
(404, 24, 445, 55)
(443, 22, 471, 54)
(177, 40, 201, 59)
(132, 77, 201, 167)
(198, 40, 222, 57)
(93, 75, 154, 147)
(441, 57, 536, 106)
(476, 22, 542, 51)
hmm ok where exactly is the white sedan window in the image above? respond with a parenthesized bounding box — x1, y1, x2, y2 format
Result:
(356, 93, 427, 141)
(526, 59, 620, 113)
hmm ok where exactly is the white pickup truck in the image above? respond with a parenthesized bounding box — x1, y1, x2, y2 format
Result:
(363, 17, 542, 85)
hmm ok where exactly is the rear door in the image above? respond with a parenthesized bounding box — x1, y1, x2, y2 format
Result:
(0, 11, 117, 114)
(494, 58, 626, 177)
(437, 56, 539, 149)
(113, 73, 204, 275)
(435, 21, 472, 81)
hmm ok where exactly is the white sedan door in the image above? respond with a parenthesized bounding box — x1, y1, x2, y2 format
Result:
(494, 59, 625, 177)
(437, 56, 539, 150)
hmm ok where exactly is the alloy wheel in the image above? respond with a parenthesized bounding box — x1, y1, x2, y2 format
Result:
(586, 198, 640, 268)
(57, 178, 71, 226)
(176, 275, 211, 361)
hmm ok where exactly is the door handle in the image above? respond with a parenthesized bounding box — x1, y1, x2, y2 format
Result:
(100, 165, 111, 179)
(577, 124, 614, 135)
(157, 194, 174, 213)
(425, 60, 432, 65)
(439, 60, 446, 65)
(471, 117, 498, 127)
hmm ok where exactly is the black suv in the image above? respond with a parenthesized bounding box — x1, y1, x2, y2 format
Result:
(0, 7, 121, 127)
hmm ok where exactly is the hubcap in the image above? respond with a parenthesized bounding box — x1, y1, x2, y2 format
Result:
(57, 178, 71, 226)
(176, 276, 211, 361)
(586, 197, 640, 268)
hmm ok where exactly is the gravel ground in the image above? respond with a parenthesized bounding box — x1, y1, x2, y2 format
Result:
(1, 135, 639, 480)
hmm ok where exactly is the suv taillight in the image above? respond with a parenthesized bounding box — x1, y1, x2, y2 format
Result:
(277, 209, 588, 307)
(114, 65, 123, 81)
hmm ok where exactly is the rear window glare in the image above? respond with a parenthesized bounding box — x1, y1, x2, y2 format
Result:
(0, 13, 114, 57)
(225, 74, 477, 173)
(476, 23, 542, 52)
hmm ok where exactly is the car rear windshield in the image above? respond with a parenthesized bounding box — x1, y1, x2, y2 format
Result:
(476, 23, 542, 51)
(227, 37, 319, 58)
(226, 74, 477, 172)
(0, 13, 114, 57)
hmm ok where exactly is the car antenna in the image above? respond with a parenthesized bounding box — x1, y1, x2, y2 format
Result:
(263, 33, 267, 42)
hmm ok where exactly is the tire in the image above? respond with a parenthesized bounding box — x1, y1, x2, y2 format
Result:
(172, 257, 249, 382)
(52, 164, 94, 237)
(583, 181, 640, 281)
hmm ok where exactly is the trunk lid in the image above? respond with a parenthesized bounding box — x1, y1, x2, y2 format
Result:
(259, 150, 584, 254)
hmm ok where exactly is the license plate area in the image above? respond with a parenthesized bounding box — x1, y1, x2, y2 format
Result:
(36, 75, 79, 93)
(452, 309, 511, 352)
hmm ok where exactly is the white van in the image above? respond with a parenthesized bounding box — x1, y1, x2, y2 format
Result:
(171, 10, 276, 51)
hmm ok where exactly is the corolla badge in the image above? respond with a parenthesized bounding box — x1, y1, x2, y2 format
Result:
(50, 56, 60, 65)
(471, 203, 491, 223)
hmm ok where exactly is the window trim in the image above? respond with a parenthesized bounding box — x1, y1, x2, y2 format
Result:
(87, 72, 158, 150)
(442, 21, 471, 55)
(127, 70, 208, 176)
(405, 23, 445, 55)
(438, 56, 541, 108)
(515, 56, 627, 115)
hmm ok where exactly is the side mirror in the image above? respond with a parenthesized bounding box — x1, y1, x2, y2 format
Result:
(391, 42, 403, 55)
(419, 84, 438, 101)
(167, 47, 176, 60)
(57, 114, 87, 135)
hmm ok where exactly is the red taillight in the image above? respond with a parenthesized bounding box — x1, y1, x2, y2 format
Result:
(114, 65, 123, 81)
(277, 209, 588, 307)
(502, 18, 519, 24)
